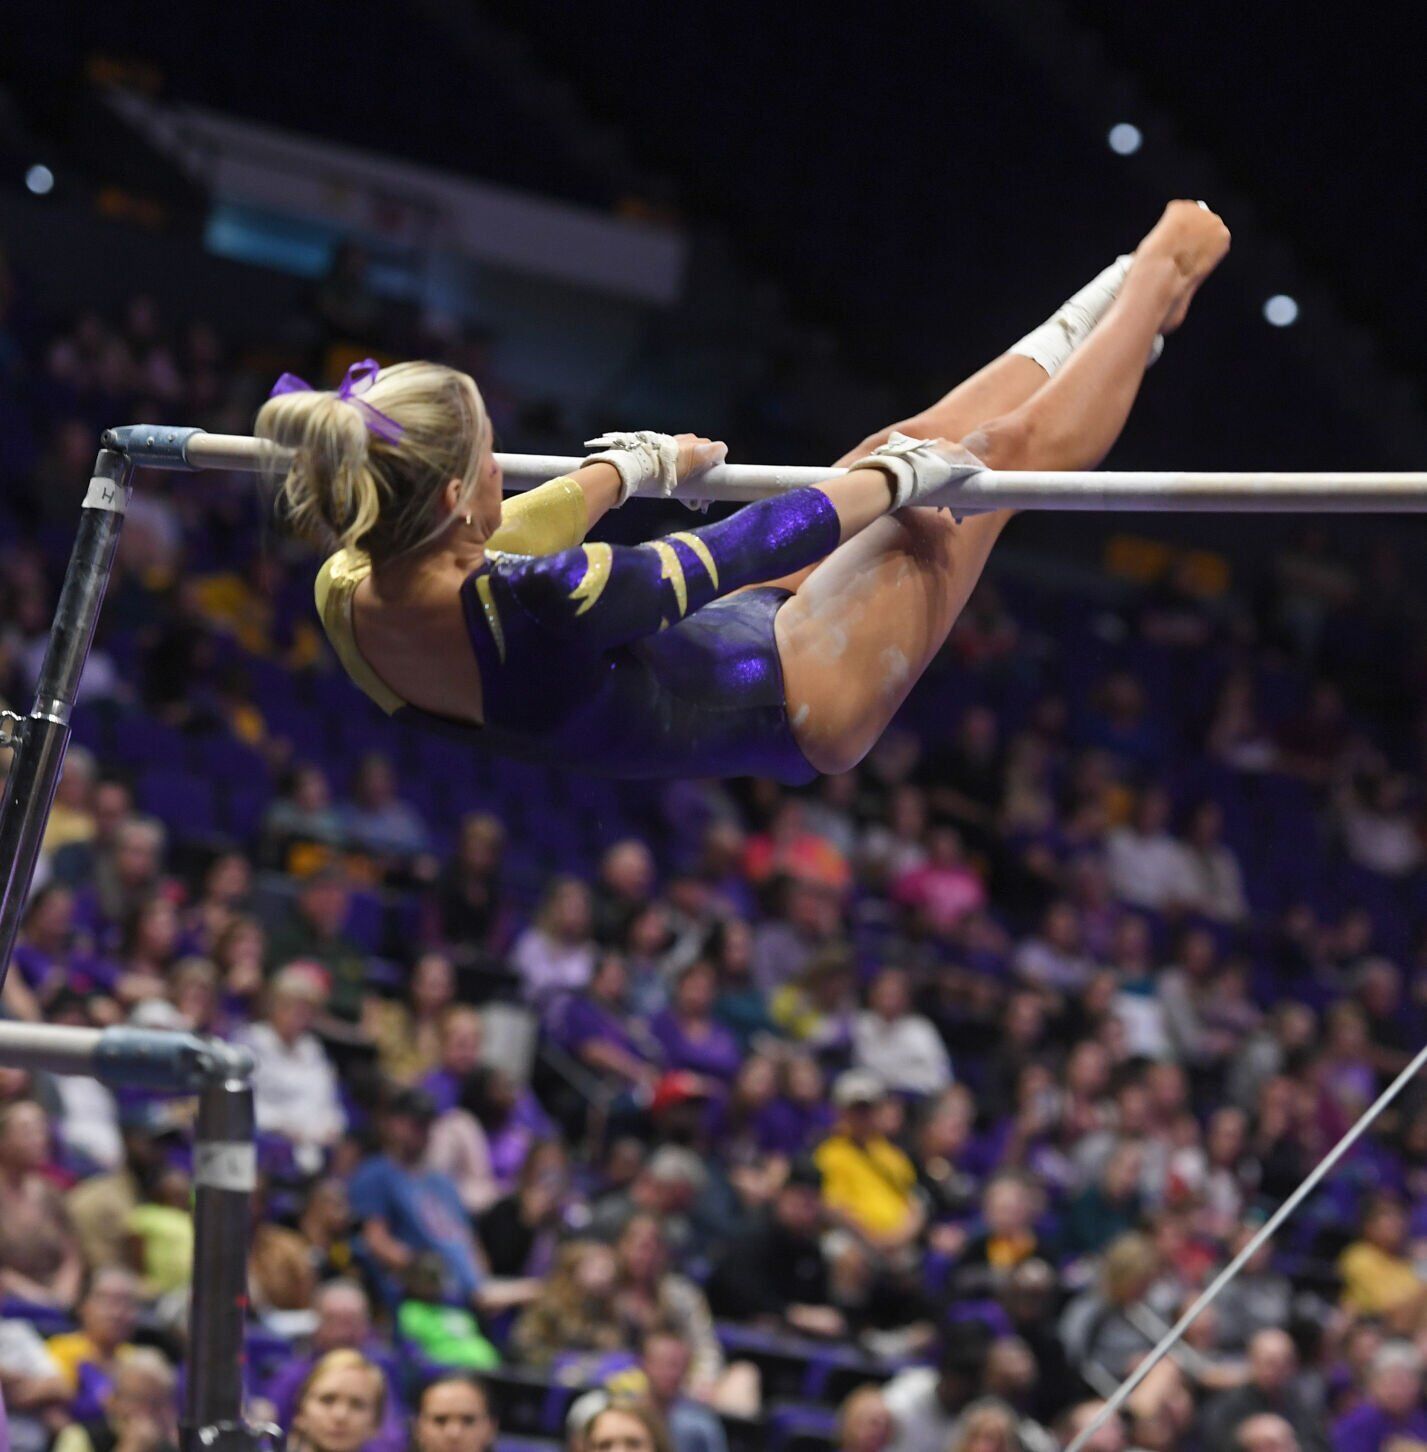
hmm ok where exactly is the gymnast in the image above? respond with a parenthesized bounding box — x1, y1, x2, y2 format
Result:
(259, 200, 1229, 783)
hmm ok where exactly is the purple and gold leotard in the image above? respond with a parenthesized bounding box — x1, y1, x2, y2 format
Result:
(314, 479, 842, 783)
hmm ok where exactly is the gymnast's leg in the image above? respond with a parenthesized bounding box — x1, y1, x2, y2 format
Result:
(752, 253, 1151, 594)
(776, 200, 1230, 775)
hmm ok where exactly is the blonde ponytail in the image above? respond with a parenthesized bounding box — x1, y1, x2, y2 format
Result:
(256, 360, 490, 563)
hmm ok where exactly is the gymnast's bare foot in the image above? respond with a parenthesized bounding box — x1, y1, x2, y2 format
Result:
(1135, 200, 1232, 334)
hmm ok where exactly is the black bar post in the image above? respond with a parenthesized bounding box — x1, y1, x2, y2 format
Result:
(0, 448, 133, 985)
(184, 1042, 265, 1452)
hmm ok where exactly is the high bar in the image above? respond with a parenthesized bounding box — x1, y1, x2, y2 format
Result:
(103, 428, 1427, 512)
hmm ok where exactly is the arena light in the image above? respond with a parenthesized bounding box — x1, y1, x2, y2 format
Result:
(24, 164, 54, 196)
(1107, 123, 1143, 156)
(1264, 294, 1300, 327)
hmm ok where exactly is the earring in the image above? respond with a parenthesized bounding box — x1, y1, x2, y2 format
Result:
(463, 513, 472, 526)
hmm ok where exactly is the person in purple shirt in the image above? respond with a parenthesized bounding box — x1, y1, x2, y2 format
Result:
(650, 960, 742, 1085)
(420, 1006, 486, 1115)
(1333, 1343, 1427, 1452)
(457, 1065, 556, 1193)
(546, 953, 663, 1097)
(263, 1279, 406, 1452)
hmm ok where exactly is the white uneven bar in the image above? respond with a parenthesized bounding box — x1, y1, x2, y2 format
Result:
(178, 433, 1427, 511)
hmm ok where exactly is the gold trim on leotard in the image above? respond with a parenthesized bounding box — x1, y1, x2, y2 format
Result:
(569, 543, 613, 616)
(646, 539, 688, 618)
(669, 531, 720, 590)
(314, 550, 408, 715)
(474, 575, 506, 663)
(313, 475, 591, 711)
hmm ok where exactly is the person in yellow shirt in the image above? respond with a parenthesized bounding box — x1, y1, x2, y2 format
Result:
(814, 1071, 925, 1255)
(1339, 1196, 1427, 1331)
(46, 1268, 142, 1410)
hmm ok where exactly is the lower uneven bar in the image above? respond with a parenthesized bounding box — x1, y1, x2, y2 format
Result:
(141, 431, 1427, 511)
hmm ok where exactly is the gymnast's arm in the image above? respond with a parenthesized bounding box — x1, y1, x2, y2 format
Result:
(484, 462, 624, 556)
(486, 469, 895, 650)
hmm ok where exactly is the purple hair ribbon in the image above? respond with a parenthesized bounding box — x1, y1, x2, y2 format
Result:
(268, 358, 405, 443)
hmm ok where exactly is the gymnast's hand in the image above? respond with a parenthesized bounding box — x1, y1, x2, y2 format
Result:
(1136, 199, 1231, 333)
(674, 432, 727, 482)
(847, 430, 986, 511)
(583, 428, 726, 505)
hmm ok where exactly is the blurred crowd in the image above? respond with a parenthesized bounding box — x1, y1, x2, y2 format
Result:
(3, 234, 1427, 1452)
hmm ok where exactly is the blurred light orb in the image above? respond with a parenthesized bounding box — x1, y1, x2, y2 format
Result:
(1264, 294, 1300, 327)
(1107, 123, 1143, 155)
(25, 164, 54, 195)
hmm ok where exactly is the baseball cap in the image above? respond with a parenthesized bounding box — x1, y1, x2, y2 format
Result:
(650, 1070, 712, 1116)
(833, 1068, 887, 1108)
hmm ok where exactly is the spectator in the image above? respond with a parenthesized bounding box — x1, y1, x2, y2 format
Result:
(458, 1065, 557, 1195)
(288, 1349, 387, 1452)
(77, 814, 170, 955)
(49, 778, 133, 892)
(708, 1156, 843, 1335)
(1212, 1226, 1295, 1352)
(424, 1088, 500, 1220)
(743, 800, 852, 895)
(1105, 787, 1196, 913)
(550, 952, 662, 1102)
(337, 752, 433, 864)
(1201, 1330, 1329, 1452)
(1014, 902, 1099, 997)
(368, 952, 459, 1085)
(41, 747, 97, 858)
(955, 1172, 1051, 1297)
(837, 1385, 894, 1452)
(348, 1089, 488, 1311)
(948, 1399, 1022, 1452)
(1180, 802, 1250, 923)
(1239, 1414, 1303, 1452)
(891, 827, 988, 937)
(0, 1101, 83, 1308)
(264, 867, 370, 1025)
(750, 877, 843, 993)
(237, 963, 347, 1174)
(611, 1215, 746, 1411)
(263, 763, 346, 866)
(431, 815, 507, 956)
(51, 1350, 178, 1452)
(883, 1323, 992, 1452)
(852, 967, 953, 1097)
(397, 1254, 500, 1371)
(510, 877, 597, 1005)
(1338, 774, 1423, 879)
(650, 960, 741, 1085)
(611, 1328, 729, 1452)
(585, 1402, 674, 1452)
(1338, 1196, 1427, 1331)
(479, 1140, 572, 1277)
(1060, 1233, 1168, 1385)
(421, 1007, 487, 1113)
(594, 840, 658, 947)
(815, 1071, 923, 1256)
(511, 1240, 626, 1368)
(1063, 1141, 1146, 1259)
(266, 1281, 404, 1452)
(770, 948, 857, 1062)
(0, 1314, 69, 1452)
(46, 1269, 141, 1419)
(1331, 1343, 1427, 1452)
(410, 1375, 498, 1452)
(125, 1166, 194, 1301)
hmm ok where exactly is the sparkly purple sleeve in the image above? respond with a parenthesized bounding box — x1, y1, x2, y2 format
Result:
(490, 487, 841, 647)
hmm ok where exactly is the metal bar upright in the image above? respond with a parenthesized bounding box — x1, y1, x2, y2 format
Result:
(0, 449, 133, 985)
(183, 1045, 262, 1452)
